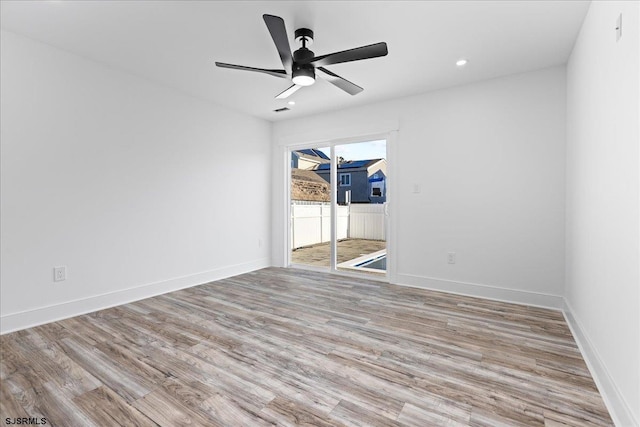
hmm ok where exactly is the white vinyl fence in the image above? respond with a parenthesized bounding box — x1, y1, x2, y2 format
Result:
(349, 204, 386, 240)
(291, 202, 385, 249)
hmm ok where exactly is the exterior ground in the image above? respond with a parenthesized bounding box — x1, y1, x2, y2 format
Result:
(291, 238, 386, 270)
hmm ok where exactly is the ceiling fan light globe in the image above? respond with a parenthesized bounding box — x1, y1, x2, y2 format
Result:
(292, 75, 315, 86)
(292, 65, 315, 86)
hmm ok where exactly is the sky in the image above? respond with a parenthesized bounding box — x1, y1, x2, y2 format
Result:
(318, 140, 386, 161)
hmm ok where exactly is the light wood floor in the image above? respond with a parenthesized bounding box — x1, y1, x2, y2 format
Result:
(1, 268, 613, 426)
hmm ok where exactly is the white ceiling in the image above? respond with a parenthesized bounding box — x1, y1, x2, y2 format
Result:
(0, 0, 589, 122)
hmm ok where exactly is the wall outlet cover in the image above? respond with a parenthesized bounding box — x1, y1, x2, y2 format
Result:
(447, 252, 456, 264)
(54, 266, 66, 282)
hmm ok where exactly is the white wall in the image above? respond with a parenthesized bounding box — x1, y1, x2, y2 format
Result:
(565, 1, 639, 426)
(0, 31, 272, 333)
(273, 66, 567, 308)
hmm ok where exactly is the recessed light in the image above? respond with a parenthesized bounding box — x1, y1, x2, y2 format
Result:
(288, 101, 296, 106)
(456, 59, 468, 67)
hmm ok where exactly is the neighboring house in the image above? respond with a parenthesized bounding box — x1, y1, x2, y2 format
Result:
(314, 159, 387, 204)
(291, 149, 330, 170)
(290, 168, 330, 202)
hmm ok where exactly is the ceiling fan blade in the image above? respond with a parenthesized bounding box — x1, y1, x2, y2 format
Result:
(215, 62, 288, 79)
(275, 84, 302, 99)
(263, 14, 293, 72)
(317, 67, 363, 95)
(305, 42, 388, 67)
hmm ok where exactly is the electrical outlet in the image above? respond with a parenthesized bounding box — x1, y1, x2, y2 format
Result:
(54, 266, 66, 282)
(447, 252, 456, 264)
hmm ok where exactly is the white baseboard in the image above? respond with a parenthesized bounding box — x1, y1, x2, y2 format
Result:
(395, 273, 565, 310)
(563, 300, 638, 427)
(0, 258, 270, 335)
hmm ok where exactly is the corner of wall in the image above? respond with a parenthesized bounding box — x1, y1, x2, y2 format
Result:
(562, 300, 639, 427)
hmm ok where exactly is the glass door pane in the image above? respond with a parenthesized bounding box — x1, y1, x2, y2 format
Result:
(290, 147, 333, 268)
(334, 140, 387, 276)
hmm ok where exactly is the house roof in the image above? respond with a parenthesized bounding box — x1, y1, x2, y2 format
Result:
(296, 149, 330, 160)
(291, 168, 330, 202)
(294, 149, 330, 165)
(315, 159, 385, 171)
(291, 168, 327, 184)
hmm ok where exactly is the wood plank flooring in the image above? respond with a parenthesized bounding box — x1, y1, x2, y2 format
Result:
(1, 267, 613, 426)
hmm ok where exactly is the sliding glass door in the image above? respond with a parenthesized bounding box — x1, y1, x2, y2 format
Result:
(290, 147, 332, 268)
(334, 141, 387, 276)
(289, 140, 387, 278)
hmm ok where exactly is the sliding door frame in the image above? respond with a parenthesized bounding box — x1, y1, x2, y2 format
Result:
(286, 131, 397, 283)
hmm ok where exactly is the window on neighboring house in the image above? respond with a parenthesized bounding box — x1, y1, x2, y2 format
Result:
(339, 173, 351, 187)
(371, 186, 383, 197)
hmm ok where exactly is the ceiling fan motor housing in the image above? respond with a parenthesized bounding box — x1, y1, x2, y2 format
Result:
(292, 45, 315, 86)
(293, 47, 314, 63)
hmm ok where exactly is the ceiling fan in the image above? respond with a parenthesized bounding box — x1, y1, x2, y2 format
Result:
(215, 14, 388, 99)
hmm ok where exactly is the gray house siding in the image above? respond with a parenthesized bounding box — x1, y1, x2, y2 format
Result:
(368, 169, 386, 204)
(314, 159, 386, 204)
